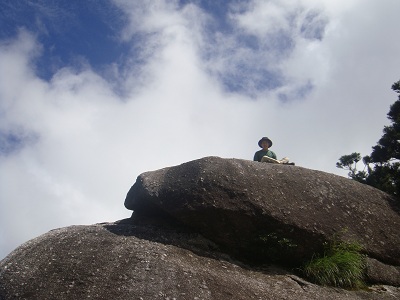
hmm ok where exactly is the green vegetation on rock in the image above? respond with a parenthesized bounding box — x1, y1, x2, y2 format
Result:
(302, 240, 366, 288)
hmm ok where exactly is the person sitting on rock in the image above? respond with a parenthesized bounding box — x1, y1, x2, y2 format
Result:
(253, 137, 277, 162)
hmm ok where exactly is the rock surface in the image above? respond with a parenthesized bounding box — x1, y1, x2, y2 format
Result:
(125, 157, 400, 269)
(1, 156, 400, 299)
(1, 221, 399, 300)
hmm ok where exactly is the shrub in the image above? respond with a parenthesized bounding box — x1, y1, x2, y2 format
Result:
(302, 241, 366, 288)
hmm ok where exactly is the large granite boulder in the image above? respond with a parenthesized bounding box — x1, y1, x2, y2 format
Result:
(1, 156, 399, 299)
(125, 157, 400, 269)
(1, 221, 399, 300)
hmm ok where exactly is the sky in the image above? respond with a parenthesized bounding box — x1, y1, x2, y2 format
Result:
(1, 0, 400, 259)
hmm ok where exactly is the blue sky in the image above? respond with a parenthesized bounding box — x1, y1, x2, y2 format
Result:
(0, 1, 129, 79)
(1, 0, 400, 259)
(0, 0, 316, 95)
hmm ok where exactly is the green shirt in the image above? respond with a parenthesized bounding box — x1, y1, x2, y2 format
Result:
(253, 149, 277, 162)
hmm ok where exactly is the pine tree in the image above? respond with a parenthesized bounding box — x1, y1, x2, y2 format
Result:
(337, 80, 400, 198)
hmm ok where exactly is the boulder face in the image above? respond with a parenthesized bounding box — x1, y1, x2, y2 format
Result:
(1, 156, 400, 299)
(125, 157, 400, 267)
(1, 221, 400, 300)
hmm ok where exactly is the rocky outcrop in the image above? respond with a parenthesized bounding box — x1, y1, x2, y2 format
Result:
(1, 156, 399, 299)
(125, 157, 400, 269)
(1, 221, 399, 300)
(365, 258, 400, 287)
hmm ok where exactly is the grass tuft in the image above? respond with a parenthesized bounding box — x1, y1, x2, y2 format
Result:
(302, 240, 366, 288)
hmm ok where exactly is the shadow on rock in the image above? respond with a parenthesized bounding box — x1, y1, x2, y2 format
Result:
(103, 215, 293, 276)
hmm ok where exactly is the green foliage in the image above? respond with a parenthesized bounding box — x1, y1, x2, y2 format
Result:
(252, 232, 298, 264)
(259, 232, 298, 249)
(336, 153, 367, 182)
(302, 240, 366, 288)
(337, 80, 400, 198)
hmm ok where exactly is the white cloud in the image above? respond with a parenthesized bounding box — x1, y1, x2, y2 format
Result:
(1, 0, 400, 259)
(230, 0, 296, 36)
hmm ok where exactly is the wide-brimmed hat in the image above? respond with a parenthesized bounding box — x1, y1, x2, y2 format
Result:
(258, 137, 273, 148)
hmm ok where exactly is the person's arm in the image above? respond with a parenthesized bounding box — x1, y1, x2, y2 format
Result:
(254, 151, 260, 162)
